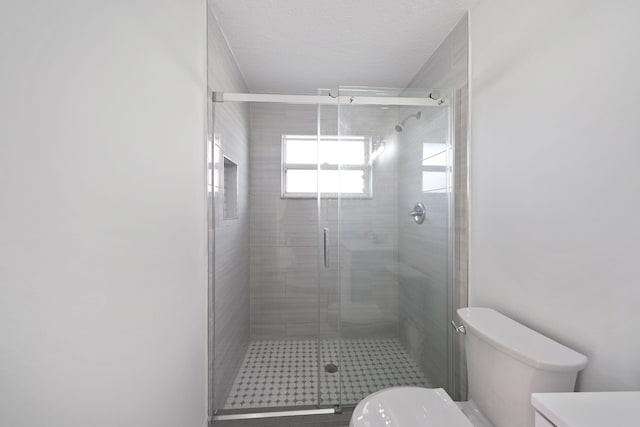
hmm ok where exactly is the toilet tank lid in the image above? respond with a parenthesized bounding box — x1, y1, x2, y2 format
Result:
(457, 308, 588, 372)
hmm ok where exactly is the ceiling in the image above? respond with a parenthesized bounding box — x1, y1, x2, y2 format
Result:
(209, 0, 473, 94)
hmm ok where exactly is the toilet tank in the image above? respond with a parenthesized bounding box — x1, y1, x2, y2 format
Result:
(458, 308, 588, 427)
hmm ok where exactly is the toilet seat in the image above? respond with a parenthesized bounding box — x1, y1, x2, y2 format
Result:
(350, 387, 474, 427)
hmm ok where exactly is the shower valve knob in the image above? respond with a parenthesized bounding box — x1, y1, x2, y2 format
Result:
(408, 202, 426, 224)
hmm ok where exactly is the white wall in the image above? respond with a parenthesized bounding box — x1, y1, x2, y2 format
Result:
(0, 2, 207, 426)
(469, 0, 640, 391)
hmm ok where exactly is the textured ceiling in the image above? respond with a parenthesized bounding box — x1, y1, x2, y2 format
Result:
(209, 0, 473, 93)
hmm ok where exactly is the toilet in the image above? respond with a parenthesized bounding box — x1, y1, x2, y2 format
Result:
(350, 307, 588, 427)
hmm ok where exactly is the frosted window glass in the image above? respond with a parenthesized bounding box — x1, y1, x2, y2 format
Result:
(286, 138, 317, 164)
(423, 151, 448, 167)
(319, 139, 365, 165)
(422, 171, 447, 192)
(286, 170, 366, 194)
(423, 142, 447, 160)
(286, 170, 317, 193)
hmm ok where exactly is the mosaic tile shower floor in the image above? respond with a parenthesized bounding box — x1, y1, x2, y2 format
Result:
(223, 338, 431, 409)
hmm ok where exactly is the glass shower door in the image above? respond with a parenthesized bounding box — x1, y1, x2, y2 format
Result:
(211, 100, 330, 415)
(208, 87, 455, 420)
(335, 87, 455, 405)
(316, 93, 342, 408)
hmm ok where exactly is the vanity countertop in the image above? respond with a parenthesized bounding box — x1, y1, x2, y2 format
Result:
(531, 391, 640, 427)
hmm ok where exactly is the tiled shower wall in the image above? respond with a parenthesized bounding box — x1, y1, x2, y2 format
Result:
(248, 104, 323, 340)
(397, 106, 451, 390)
(337, 105, 401, 338)
(398, 15, 469, 395)
(248, 103, 400, 341)
(207, 7, 251, 409)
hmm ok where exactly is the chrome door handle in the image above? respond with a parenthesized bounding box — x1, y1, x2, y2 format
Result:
(323, 228, 329, 268)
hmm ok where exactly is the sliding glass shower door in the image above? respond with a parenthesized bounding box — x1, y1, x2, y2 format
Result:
(211, 101, 329, 414)
(327, 87, 455, 405)
(315, 93, 346, 408)
(210, 86, 456, 420)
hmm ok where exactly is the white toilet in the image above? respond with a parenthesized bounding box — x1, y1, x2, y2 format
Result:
(350, 307, 588, 427)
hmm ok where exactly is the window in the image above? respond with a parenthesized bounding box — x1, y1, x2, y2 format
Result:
(282, 135, 371, 198)
(422, 142, 449, 193)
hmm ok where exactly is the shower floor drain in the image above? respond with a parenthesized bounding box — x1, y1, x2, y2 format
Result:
(324, 363, 339, 373)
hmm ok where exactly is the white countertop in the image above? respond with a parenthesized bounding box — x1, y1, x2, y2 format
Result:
(531, 392, 640, 427)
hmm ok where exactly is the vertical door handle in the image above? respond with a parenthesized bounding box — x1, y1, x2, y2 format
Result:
(323, 228, 329, 268)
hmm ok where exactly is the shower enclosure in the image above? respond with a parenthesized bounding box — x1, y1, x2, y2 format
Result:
(207, 86, 463, 421)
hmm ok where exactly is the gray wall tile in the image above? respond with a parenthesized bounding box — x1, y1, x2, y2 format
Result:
(249, 104, 400, 341)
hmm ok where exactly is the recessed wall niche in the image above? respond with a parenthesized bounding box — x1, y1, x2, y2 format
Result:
(223, 156, 238, 219)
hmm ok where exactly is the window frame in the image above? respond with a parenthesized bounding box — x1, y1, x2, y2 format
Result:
(281, 134, 373, 199)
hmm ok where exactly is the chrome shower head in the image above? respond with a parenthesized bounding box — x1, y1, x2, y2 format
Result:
(395, 111, 422, 132)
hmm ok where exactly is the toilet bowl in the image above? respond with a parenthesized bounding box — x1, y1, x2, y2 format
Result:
(350, 387, 475, 427)
(350, 307, 588, 427)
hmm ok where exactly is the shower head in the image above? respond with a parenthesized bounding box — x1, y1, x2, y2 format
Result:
(395, 111, 422, 132)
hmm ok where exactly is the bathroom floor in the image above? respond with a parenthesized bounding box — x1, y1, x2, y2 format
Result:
(223, 338, 430, 409)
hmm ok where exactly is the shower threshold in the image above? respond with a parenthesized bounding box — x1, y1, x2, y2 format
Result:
(211, 405, 343, 422)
